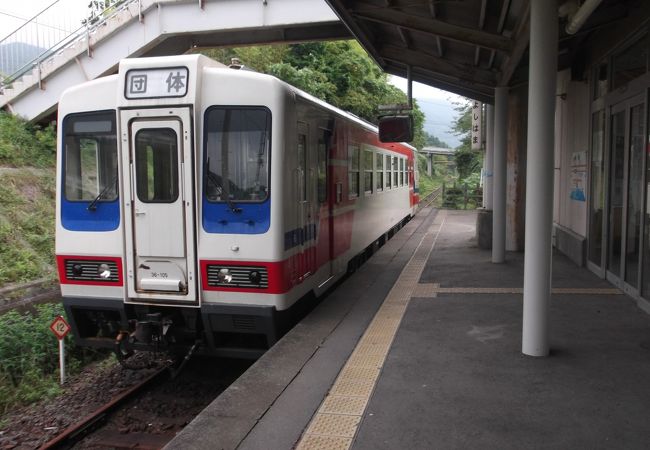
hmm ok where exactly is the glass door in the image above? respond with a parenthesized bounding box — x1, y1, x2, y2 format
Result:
(624, 103, 645, 288)
(607, 107, 625, 280)
(606, 94, 646, 295)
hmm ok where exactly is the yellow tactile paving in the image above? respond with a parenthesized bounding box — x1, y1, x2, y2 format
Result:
(319, 395, 369, 416)
(344, 354, 385, 368)
(296, 211, 447, 450)
(296, 435, 353, 450)
(338, 365, 381, 381)
(330, 379, 375, 397)
(307, 413, 361, 437)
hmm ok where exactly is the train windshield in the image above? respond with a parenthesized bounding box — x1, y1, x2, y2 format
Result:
(204, 107, 270, 203)
(63, 111, 118, 204)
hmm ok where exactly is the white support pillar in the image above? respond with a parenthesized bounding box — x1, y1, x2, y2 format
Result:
(522, 0, 558, 357)
(492, 87, 508, 263)
(427, 153, 433, 177)
(484, 104, 495, 210)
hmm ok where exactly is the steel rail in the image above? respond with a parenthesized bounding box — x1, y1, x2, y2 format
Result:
(39, 364, 170, 450)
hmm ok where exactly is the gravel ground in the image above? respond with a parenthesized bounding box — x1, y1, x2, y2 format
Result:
(76, 356, 251, 449)
(0, 352, 252, 450)
(0, 353, 170, 450)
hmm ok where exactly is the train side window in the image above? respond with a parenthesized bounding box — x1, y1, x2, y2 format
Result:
(298, 133, 307, 202)
(400, 158, 405, 186)
(375, 153, 384, 192)
(63, 111, 117, 202)
(385, 154, 391, 189)
(392, 156, 399, 187)
(363, 149, 373, 195)
(348, 144, 360, 198)
(135, 128, 179, 203)
(317, 132, 328, 204)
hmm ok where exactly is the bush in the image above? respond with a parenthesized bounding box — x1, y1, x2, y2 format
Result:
(0, 170, 56, 284)
(0, 303, 108, 415)
(0, 112, 55, 168)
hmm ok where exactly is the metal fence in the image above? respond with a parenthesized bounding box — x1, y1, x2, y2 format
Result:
(0, 0, 136, 91)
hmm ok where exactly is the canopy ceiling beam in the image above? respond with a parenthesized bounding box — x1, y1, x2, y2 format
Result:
(380, 44, 498, 88)
(499, 2, 530, 85)
(352, 6, 514, 53)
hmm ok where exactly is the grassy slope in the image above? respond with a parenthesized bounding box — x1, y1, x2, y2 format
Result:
(0, 113, 56, 286)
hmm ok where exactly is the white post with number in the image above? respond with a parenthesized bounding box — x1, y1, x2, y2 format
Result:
(59, 338, 65, 385)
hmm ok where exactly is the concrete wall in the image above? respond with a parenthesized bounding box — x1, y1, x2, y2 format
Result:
(554, 70, 589, 238)
(552, 70, 589, 265)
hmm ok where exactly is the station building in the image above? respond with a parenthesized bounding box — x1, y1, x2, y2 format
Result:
(326, 0, 650, 351)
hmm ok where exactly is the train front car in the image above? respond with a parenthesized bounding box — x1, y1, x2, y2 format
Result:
(57, 54, 417, 359)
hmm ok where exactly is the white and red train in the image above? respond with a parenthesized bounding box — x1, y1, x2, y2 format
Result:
(56, 54, 418, 358)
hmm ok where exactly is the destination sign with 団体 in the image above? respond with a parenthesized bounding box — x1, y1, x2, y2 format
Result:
(126, 67, 189, 99)
(471, 100, 482, 150)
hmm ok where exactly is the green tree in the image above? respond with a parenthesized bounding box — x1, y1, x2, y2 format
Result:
(200, 41, 426, 149)
(450, 100, 481, 180)
(423, 131, 449, 148)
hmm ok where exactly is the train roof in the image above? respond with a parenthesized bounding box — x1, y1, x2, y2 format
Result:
(59, 54, 416, 152)
(258, 69, 416, 152)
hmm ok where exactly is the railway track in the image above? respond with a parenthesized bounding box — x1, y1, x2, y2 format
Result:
(40, 365, 171, 449)
(33, 356, 251, 450)
(418, 185, 443, 209)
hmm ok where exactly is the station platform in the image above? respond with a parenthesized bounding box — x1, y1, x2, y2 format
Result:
(167, 207, 650, 450)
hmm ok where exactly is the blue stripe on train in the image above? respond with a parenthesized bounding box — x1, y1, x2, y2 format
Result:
(284, 223, 318, 251)
(61, 196, 120, 231)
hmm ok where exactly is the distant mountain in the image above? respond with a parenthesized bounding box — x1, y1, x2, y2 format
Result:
(415, 98, 461, 149)
(0, 42, 45, 78)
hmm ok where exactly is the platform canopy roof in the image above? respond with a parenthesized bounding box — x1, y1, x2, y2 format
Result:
(324, 0, 632, 103)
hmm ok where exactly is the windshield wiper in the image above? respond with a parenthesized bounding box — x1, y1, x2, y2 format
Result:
(87, 174, 118, 211)
(206, 157, 241, 214)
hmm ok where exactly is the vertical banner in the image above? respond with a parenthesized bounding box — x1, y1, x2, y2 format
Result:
(471, 100, 482, 150)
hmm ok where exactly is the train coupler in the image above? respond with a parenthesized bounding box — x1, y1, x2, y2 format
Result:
(133, 313, 173, 348)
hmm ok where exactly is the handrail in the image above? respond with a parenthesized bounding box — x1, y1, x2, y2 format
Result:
(0, 0, 137, 91)
(0, 0, 66, 45)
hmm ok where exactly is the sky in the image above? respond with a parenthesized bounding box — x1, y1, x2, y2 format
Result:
(388, 75, 466, 148)
(0, 0, 89, 41)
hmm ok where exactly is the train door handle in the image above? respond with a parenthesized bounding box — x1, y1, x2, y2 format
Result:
(135, 211, 146, 216)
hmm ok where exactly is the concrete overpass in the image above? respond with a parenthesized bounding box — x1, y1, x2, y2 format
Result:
(420, 146, 454, 176)
(0, 0, 348, 121)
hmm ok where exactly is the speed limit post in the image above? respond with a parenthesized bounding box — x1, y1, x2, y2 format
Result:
(49, 316, 71, 385)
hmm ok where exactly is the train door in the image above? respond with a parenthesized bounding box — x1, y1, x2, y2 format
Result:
(120, 107, 197, 303)
(296, 122, 312, 282)
(317, 127, 334, 282)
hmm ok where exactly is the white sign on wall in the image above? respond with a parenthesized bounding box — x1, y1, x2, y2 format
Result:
(471, 100, 482, 150)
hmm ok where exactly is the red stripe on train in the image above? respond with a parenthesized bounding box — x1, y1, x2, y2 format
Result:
(56, 255, 124, 286)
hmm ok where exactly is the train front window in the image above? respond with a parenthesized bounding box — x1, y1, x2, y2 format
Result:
(63, 111, 118, 203)
(204, 107, 271, 203)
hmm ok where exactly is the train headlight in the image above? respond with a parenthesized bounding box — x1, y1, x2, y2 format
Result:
(249, 270, 261, 285)
(72, 264, 83, 277)
(98, 263, 111, 279)
(217, 268, 232, 283)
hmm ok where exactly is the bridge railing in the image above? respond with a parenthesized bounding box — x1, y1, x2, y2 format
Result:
(0, 0, 138, 92)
